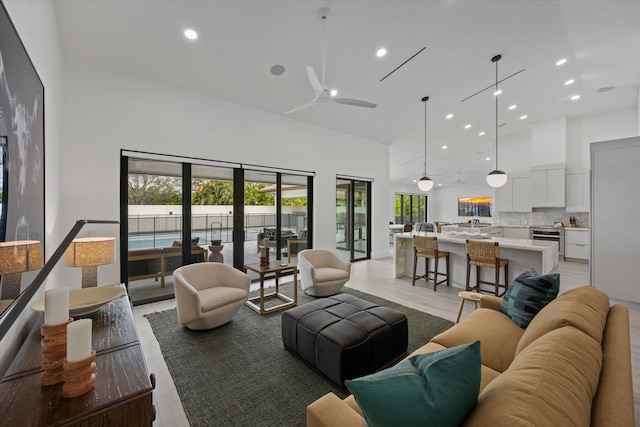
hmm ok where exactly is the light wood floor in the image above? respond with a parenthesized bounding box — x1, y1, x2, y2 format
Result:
(132, 258, 640, 426)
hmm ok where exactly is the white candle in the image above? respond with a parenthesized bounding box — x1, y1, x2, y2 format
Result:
(44, 288, 69, 326)
(263, 238, 269, 248)
(67, 319, 92, 363)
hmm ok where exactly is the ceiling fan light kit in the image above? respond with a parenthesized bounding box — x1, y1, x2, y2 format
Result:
(284, 7, 377, 115)
(418, 96, 433, 192)
(487, 54, 508, 188)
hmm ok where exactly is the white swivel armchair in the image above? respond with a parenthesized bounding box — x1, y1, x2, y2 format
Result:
(174, 263, 250, 330)
(298, 249, 351, 297)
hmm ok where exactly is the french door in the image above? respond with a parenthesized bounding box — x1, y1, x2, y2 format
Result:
(336, 178, 371, 261)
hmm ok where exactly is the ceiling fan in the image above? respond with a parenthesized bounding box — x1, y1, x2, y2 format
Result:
(441, 172, 467, 185)
(284, 7, 377, 115)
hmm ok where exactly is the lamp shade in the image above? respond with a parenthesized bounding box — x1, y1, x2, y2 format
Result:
(418, 176, 434, 192)
(486, 170, 508, 188)
(65, 237, 115, 267)
(0, 240, 44, 274)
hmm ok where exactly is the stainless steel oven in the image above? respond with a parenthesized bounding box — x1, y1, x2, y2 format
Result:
(530, 226, 564, 259)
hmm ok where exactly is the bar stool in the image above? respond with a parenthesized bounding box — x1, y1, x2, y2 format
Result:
(465, 239, 509, 296)
(412, 235, 450, 291)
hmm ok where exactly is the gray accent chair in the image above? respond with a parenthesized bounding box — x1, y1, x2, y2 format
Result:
(298, 249, 352, 296)
(174, 263, 250, 330)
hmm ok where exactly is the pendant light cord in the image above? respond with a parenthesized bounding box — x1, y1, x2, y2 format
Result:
(495, 57, 499, 170)
(421, 95, 429, 176)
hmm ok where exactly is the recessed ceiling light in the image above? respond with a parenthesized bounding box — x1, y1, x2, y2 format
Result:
(330, 89, 338, 97)
(479, 131, 486, 136)
(508, 104, 517, 110)
(556, 58, 567, 66)
(565, 79, 575, 86)
(598, 86, 615, 93)
(571, 95, 581, 101)
(493, 89, 502, 96)
(412, 179, 417, 183)
(442, 145, 448, 150)
(485, 157, 491, 161)
(446, 113, 454, 119)
(184, 29, 198, 40)
(270, 64, 286, 76)
(438, 183, 442, 186)
(376, 48, 387, 57)
(464, 124, 471, 129)
(520, 115, 528, 120)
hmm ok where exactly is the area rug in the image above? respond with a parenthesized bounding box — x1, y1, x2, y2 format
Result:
(145, 284, 453, 427)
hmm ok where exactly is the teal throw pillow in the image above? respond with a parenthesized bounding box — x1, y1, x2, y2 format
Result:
(500, 267, 560, 328)
(345, 341, 481, 427)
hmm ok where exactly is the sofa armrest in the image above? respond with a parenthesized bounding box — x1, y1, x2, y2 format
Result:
(307, 393, 367, 427)
(480, 295, 502, 312)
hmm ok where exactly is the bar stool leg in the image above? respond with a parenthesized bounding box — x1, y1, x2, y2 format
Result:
(412, 251, 418, 286)
(466, 258, 471, 291)
(495, 262, 500, 296)
(456, 298, 465, 324)
(433, 256, 439, 291)
(445, 254, 450, 286)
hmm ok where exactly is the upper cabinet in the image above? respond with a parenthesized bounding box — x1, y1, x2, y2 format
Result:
(495, 174, 532, 212)
(531, 165, 565, 207)
(565, 171, 590, 212)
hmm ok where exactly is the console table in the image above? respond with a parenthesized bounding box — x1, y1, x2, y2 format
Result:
(0, 284, 155, 425)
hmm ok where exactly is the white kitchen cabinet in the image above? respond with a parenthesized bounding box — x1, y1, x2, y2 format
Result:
(484, 227, 503, 238)
(565, 172, 590, 212)
(494, 175, 531, 212)
(531, 166, 565, 207)
(565, 229, 589, 262)
(503, 227, 530, 240)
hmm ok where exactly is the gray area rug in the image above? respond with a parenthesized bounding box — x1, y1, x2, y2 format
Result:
(145, 284, 453, 427)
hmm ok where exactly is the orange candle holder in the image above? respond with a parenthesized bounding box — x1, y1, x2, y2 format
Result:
(63, 349, 96, 398)
(40, 318, 73, 386)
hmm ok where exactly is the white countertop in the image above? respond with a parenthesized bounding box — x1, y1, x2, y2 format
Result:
(565, 227, 589, 231)
(396, 231, 557, 252)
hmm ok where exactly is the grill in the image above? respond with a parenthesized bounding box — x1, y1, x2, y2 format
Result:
(529, 225, 564, 259)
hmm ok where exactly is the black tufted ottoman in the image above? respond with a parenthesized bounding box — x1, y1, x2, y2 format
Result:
(281, 294, 408, 387)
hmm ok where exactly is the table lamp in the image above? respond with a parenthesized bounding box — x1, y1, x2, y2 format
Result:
(0, 240, 44, 299)
(65, 237, 115, 288)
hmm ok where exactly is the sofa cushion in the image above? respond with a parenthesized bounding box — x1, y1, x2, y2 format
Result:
(515, 286, 610, 356)
(465, 326, 602, 427)
(314, 267, 349, 284)
(199, 287, 249, 312)
(500, 268, 560, 328)
(431, 308, 524, 373)
(346, 341, 481, 427)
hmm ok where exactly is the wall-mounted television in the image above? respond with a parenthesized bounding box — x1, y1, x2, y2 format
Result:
(458, 197, 492, 217)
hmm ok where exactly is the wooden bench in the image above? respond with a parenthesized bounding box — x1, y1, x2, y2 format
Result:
(128, 246, 207, 288)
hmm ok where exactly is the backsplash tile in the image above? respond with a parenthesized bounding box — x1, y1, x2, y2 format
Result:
(493, 208, 589, 228)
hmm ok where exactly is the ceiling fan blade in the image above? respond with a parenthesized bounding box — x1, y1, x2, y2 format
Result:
(284, 98, 319, 115)
(306, 66, 324, 95)
(333, 97, 377, 109)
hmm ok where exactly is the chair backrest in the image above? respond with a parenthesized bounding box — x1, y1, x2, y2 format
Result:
(175, 262, 234, 291)
(413, 235, 438, 256)
(299, 249, 344, 269)
(404, 224, 413, 232)
(466, 239, 500, 263)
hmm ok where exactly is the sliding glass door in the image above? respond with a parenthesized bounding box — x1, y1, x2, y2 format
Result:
(122, 152, 314, 303)
(336, 178, 371, 261)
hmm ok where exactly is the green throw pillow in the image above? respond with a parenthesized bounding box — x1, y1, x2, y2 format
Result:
(345, 341, 481, 427)
(500, 267, 560, 328)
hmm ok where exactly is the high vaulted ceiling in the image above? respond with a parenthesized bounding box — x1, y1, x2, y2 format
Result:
(54, 1, 640, 186)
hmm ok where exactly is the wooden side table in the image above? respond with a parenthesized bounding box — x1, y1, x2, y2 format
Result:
(456, 291, 482, 323)
(244, 261, 298, 315)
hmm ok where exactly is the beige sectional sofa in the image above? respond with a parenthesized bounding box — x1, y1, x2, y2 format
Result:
(307, 286, 635, 426)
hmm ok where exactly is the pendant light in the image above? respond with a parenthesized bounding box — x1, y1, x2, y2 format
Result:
(487, 55, 508, 188)
(418, 96, 433, 192)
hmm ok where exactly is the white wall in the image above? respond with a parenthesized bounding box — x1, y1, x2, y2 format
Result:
(430, 183, 494, 224)
(531, 117, 567, 166)
(0, 0, 64, 374)
(566, 109, 638, 171)
(60, 58, 392, 289)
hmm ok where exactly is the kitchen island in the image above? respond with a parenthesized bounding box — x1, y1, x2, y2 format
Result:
(394, 232, 558, 289)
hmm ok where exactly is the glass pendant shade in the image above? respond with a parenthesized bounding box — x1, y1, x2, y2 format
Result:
(418, 176, 433, 192)
(486, 170, 508, 188)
